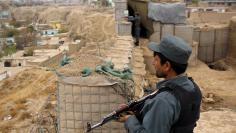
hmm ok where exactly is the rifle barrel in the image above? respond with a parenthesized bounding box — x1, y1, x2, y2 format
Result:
(85, 90, 159, 132)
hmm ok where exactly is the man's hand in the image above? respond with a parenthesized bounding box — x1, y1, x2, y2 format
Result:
(117, 113, 131, 122)
(116, 104, 133, 122)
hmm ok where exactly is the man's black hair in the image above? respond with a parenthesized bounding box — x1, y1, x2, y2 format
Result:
(154, 52, 188, 75)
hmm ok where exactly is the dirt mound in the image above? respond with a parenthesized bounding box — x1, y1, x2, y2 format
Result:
(58, 54, 104, 76)
(0, 68, 56, 132)
(11, 6, 46, 21)
(65, 7, 115, 42)
(208, 60, 229, 71)
(11, 6, 116, 43)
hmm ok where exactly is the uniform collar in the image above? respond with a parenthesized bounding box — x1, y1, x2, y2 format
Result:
(156, 73, 187, 89)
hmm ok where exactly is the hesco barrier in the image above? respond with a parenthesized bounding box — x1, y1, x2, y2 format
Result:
(193, 25, 229, 64)
(229, 17, 236, 58)
(57, 76, 134, 133)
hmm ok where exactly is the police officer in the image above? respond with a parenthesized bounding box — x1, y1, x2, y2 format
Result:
(118, 35, 202, 133)
(128, 12, 141, 46)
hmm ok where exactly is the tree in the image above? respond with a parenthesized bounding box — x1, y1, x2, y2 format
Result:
(9, 18, 21, 28)
(4, 29, 19, 37)
(3, 44, 17, 56)
(27, 25, 35, 34)
(15, 26, 36, 48)
(23, 47, 34, 56)
(15, 35, 26, 50)
(192, 0, 199, 5)
(58, 28, 68, 33)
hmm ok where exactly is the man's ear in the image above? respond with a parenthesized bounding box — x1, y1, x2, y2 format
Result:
(164, 61, 171, 71)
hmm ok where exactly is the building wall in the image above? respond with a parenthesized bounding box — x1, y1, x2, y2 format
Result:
(2, 59, 26, 67)
(40, 52, 64, 68)
(190, 12, 236, 23)
(42, 29, 59, 36)
(0, 71, 8, 81)
(0, 37, 15, 46)
(50, 22, 62, 29)
(0, 10, 11, 19)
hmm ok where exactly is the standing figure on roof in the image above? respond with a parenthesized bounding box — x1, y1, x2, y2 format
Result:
(117, 35, 202, 133)
(128, 12, 141, 46)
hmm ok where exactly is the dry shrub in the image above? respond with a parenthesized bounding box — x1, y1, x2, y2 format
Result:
(19, 112, 31, 120)
(45, 103, 53, 110)
(0, 124, 12, 133)
(1, 80, 11, 89)
(15, 103, 27, 111)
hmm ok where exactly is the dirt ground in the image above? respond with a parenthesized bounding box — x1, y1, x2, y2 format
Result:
(189, 61, 236, 132)
(0, 5, 236, 133)
(0, 68, 57, 132)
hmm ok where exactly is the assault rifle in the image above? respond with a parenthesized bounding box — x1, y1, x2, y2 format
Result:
(86, 90, 158, 132)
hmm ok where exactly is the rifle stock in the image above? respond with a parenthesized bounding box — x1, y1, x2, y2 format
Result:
(86, 90, 158, 132)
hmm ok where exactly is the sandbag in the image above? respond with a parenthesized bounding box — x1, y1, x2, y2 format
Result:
(148, 2, 186, 24)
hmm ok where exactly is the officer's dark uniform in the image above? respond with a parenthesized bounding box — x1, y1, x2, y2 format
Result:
(128, 13, 141, 46)
(124, 35, 202, 133)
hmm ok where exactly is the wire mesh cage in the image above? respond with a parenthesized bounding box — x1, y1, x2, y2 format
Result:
(57, 75, 134, 133)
